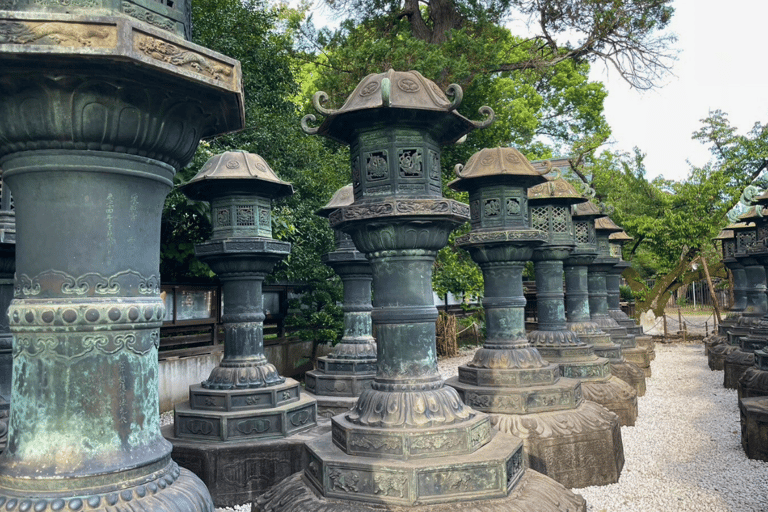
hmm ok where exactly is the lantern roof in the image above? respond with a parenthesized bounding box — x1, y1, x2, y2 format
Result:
(595, 216, 623, 234)
(572, 200, 604, 219)
(317, 184, 354, 218)
(528, 177, 588, 205)
(713, 229, 735, 241)
(609, 230, 633, 242)
(448, 147, 547, 191)
(303, 69, 493, 146)
(179, 150, 293, 201)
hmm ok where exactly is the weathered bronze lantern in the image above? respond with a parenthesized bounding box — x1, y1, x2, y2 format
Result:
(0, 182, 13, 452)
(589, 217, 651, 376)
(258, 71, 586, 511)
(706, 227, 745, 367)
(607, 229, 656, 369)
(526, 179, 638, 426)
(711, 213, 765, 372)
(445, 148, 623, 489)
(304, 184, 377, 417)
(0, 0, 244, 506)
(168, 151, 318, 506)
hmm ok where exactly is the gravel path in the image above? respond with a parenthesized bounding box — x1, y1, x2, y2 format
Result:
(215, 342, 768, 511)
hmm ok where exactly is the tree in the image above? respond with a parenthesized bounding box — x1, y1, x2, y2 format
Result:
(319, 0, 676, 89)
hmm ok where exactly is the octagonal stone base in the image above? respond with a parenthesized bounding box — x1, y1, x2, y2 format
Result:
(446, 377, 582, 416)
(724, 349, 755, 389)
(300, 428, 522, 507)
(740, 396, 768, 461)
(489, 400, 623, 489)
(610, 360, 646, 396)
(635, 335, 655, 361)
(590, 344, 623, 361)
(303, 391, 358, 419)
(709, 343, 739, 372)
(581, 377, 637, 426)
(304, 370, 375, 398)
(621, 347, 651, 377)
(174, 394, 317, 442)
(457, 363, 560, 389)
(331, 414, 492, 461)
(255, 469, 586, 512)
(189, 379, 301, 411)
(739, 367, 768, 400)
(165, 420, 331, 508)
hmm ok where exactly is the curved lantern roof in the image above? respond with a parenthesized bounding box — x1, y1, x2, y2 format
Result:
(528, 177, 588, 205)
(595, 216, 623, 234)
(448, 147, 548, 192)
(572, 200, 605, 219)
(609, 230, 633, 243)
(317, 184, 354, 218)
(302, 69, 494, 146)
(179, 150, 293, 201)
(739, 204, 768, 223)
(713, 229, 735, 241)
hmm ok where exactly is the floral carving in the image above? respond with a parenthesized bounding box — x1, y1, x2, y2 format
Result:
(122, 2, 176, 32)
(484, 199, 500, 217)
(366, 152, 388, 181)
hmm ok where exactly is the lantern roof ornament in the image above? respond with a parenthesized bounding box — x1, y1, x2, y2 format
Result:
(180, 150, 293, 201)
(528, 177, 588, 205)
(595, 216, 624, 233)
(317, 184, 354, 218)
(449, 147, 549, 191)
(302, 69, 493, 145)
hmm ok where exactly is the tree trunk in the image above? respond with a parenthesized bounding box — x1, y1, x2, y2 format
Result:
(700, 255, 722, 324)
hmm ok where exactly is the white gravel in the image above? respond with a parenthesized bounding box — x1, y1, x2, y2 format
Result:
(575, 343, 768, 512)
(215, 342, 768, 511)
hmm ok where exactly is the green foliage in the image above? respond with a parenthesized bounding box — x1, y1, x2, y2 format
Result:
(619, 285, 634, 302)
(285, 278, 344, 350)
(432, 227, 483, 302)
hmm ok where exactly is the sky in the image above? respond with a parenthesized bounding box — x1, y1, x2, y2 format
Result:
(285, 0, 768, 182)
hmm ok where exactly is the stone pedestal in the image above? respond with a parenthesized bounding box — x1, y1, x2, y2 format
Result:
(0, 8, 244, 506)
(739, 349, 768, 399)
(740, 395, 768, 461)
(606, 257, 655, 364)
(305, 196, 376, 418)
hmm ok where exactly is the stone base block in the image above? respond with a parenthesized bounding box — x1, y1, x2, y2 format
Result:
(446, 376, 582, 416)
(635, 335, 655, 361)
(164, 420, 331, 508)
(709, 343, 739, 372)
(174, 395, 317, 442)
(303, 390, 358, 418)
(300, 429, 524, 507)
(317, 357, 377, 375)
(610, 360, 646, 397)
(724, 349, 754, 389)
(189, 379, 301, 411)
(740, 397, 768, 461)
(489, 400, 623, 489)
(738, 367, 768, 400)
(622, 347, 651, 377)
(255, 469, 586, 512)
(590, 344, 622, 361)
(581, 376, 637, 426)
(457, 363, 560, 388)
(304, 370, 375, 398)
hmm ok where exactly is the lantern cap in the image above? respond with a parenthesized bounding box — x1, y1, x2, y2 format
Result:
(595, 216, 623, 233)
(527, 177, 588, 205)
(179, 150, 293, 201)
(713, 229, 735, 241)
(609, 230, 633, 242)
(317, 184, 354, 218)
(448, 147, 548, 191)
(572, 200, 604, 219)
(303, 69, 494, 145)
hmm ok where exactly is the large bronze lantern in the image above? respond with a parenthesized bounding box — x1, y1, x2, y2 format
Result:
(258, 71, 586, 511)
(0, 0, 243, 506)
(706, 227, 744, 367)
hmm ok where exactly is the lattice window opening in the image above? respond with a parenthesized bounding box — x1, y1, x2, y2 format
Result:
(366, 152, 389, 181)
(759, 225, 768, 243)
(216, 208, 231, 227)
(551, 206, 569, 233)
(484, 199, 501, 217)
(609, 243, 622, 258)
(236, 206, 256, 226)
(574, 222, 590, 244)
(724, 241, 736, 258)
(738, 231, 757, 250)
(530, 206, 549, 232)
(398, 149, 423, 178)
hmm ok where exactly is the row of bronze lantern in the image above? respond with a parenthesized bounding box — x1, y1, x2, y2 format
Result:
(707, 190, 768, 462)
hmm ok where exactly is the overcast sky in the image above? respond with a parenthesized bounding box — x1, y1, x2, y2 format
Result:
(289, 0, 768, 182)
